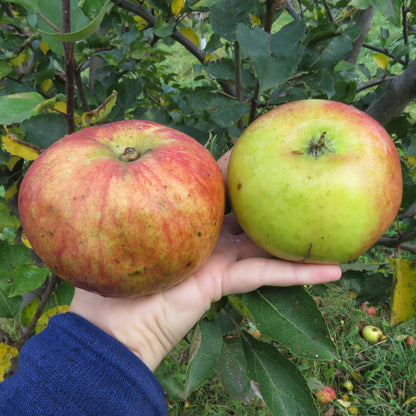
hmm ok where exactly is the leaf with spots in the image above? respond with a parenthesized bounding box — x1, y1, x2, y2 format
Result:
(242, 286, 338, 360)
(185, 318, 223, 395)
(242, 334, 318, 416)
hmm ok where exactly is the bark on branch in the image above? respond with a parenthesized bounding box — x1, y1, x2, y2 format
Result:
(111, 0, 236, 96)
(366, 58, 416, 125)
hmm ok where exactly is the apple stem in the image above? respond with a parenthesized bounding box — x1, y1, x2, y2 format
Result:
(308, 132, 334, 159)
(119, 147, 140, 162)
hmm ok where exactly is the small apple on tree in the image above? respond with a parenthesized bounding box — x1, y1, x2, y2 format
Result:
(227, 99, 402, 264)
(18, 120, 225, 297)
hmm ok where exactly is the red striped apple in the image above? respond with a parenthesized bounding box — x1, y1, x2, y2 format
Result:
(18, 120, 225, 297)
(227, 100, 402, 264)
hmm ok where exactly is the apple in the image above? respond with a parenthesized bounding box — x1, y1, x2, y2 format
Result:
(18, 120, 225, 297)
(362, 325, 383, 343)
(405, 335, 416, 348)
(227, 100, 402, 264)
(316, 386, 336, 404)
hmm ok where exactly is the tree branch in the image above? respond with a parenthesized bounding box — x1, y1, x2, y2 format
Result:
(346, 6, 375, 66)
(366, 58, 416, 125)
(62, 0, 75, 133)
(15, 274, 59, 350)
(111, 0, 236, 97)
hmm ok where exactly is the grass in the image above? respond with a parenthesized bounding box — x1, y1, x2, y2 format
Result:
(158, 282, 416, 415)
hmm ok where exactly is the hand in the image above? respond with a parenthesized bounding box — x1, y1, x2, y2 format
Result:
(70, 149, 341, 370)
(69, 212, 341, 371)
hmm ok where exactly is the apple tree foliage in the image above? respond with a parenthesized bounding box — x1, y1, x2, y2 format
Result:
(1, 0, 416, 413)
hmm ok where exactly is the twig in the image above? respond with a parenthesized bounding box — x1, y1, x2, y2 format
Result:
(356, 76, 395, 92)
(62, 0, 75, 133)
(322, 0, 334, 22)
(15, 274, 59, 350)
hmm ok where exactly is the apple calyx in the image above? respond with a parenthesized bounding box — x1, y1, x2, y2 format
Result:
(308, 132, 334, 159)
(119, 147, 140, 162)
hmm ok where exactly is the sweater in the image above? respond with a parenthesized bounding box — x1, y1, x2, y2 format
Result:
(0, 312, 168, 415)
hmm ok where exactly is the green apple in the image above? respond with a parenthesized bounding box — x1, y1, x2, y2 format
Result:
(18, 120, 225, 297)
(227, 99, 402, 264)
(362, 325, 383, 343)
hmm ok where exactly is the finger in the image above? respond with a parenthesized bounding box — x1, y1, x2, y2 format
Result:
(217, 148, 232, 190)
(220, 258, 342, 297)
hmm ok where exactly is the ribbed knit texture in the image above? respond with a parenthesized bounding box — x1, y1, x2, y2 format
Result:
(0, 312, 167, 415)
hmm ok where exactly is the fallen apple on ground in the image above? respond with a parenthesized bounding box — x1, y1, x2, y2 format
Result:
(316, 386, 336, 404)
(18, 120, 225, 297)
(227, 99, 402, 264)
(362, 325, 384, 343)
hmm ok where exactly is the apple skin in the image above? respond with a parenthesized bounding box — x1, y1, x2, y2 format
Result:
(227, 99, 402, 264)
(18, 120, 225, 297)
(362, 325, 383, 343)
(316, 386, 336, 404)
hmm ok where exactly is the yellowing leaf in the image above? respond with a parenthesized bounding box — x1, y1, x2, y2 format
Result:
(48, 101, 67, 115)
(0, 343, 18, 382)
(5, 180, 18, 202)
(171, 0, 185, 15)
(41, 78, 53, 93)
(35, 305, 70, 334)
(81, 90, 118, 127)
(204, 53, 214, 62)
(251, 14, 261, 25)
(180, 27, 200, 47)
(133, 15, 148, 30)
(373, 53, 388, 70)
(40, 40, 50, 55)
(10, 50, 28, 67)
(7, 155, 20, 171)
(1, 131, 41, 161)
(389, 257, 416, 326)
(21, 232, 33, 249)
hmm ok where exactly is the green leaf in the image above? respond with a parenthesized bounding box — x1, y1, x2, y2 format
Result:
(216, 336, 255, 402)
(313, 35, 353, 69)
(20, 113, 67, 149)
(38, 0, 111, 42)
(237, 20, 306, 93)
(153, 16, 176, 38)
(370, 0, 402, 26)
(0, 203, 20, 230)
(185, 319, 223, 394)
(210, 0, 250, 42)
(9, 265, 50, 297)
(20, 297, 40, 328)
(242, 286, 338, 360)
(0, 92, 45, 125)
(2, 0, 40, 13)
(242, 335, 318, 416)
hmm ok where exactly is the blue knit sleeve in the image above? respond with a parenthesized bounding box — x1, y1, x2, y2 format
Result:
(0, 312, 168, 416)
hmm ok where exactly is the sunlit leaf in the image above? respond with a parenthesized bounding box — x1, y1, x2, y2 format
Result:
(373, 52, 389, 69)
(389, 257, 416, 326)
(180, 27, 200, 47)
(0, 343, 18, 382)
(0, 92, 45, 125)
(39, 0, 111, 42)
(133, 15, 148, 30)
